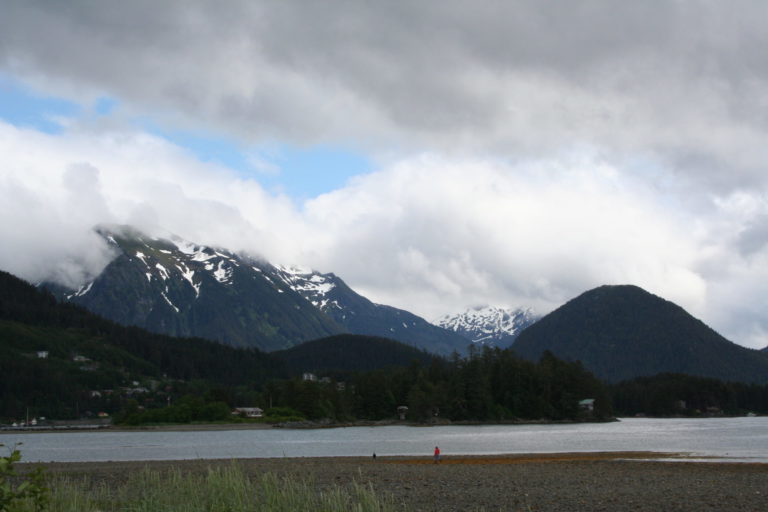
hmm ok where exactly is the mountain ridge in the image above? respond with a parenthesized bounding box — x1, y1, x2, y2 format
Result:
(512, 284, 768, 384)
(273, 265, 470, 355)
(46, 226, 468, 355)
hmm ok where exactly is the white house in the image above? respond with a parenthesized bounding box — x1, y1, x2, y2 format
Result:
(578, 398, 595, 412)
(232, 407, 264, 418)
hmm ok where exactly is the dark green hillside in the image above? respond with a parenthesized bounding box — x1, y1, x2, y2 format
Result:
(513, 285, 768, 384)
(272, 334, 436, 374)
(0, 270, 278, 420)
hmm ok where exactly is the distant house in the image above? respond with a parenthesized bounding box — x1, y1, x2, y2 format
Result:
(124, 386, 149, 395)
(302, 373, 317, 382)
(72, 354, 91, 362)
(578, 398, 595, 412)
(397, 405, 409, 420)
(232, 407, 263, 418)
(36, 351, 49, 359)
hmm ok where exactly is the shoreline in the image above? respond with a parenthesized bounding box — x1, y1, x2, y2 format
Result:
(25, 452, 768, 511)
(1, 417, 621, 434)
(6, 413, 763, 434)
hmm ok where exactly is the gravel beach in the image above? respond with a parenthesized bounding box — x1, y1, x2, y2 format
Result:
(31, 452, 768, 511)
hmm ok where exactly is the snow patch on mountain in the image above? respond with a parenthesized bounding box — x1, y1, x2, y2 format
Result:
(68, 281, 93, 299)
(155, 263, 170, 281)
(275, 265, 337, 297)
(160, 290, 179, 313)
(177, 264, 200, 297)
(171, 237, 197, 255)
(135, 251, 148, 267)
(213, 261, 233, 284)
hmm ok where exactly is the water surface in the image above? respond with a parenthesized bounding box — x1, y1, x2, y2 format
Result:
(2, 417, 766, 463)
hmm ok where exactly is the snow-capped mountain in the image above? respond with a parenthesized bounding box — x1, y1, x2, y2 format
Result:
(273, 265, 471, 355)
(49, 225, 344, 351)
(434, 306, 539, 348)
(47, 226, 469, 355)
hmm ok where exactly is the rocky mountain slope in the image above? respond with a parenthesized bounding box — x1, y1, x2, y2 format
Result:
(512, 285, 768, 384)
(434, 305, 539, 348)
(47, 226, 468, 354)
(50, 226, 344, 351)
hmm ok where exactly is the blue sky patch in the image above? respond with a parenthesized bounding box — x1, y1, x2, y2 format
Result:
(265, 145, 372, 201)
(140, 121, 372, 200)
(94, 96, 119, 116)
(0, 74, 80, 133)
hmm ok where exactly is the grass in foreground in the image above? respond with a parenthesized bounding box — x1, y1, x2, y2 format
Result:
(12, 463, 400, 512)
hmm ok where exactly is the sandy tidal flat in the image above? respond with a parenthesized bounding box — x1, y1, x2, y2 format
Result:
(32, 452, 768, 511)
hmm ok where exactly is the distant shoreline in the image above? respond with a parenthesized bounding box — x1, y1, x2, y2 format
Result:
(1, 416, 621, 434)
(9, 413, 763, 434)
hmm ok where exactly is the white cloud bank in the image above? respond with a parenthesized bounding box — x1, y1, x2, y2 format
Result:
(2, 120, 767, 348)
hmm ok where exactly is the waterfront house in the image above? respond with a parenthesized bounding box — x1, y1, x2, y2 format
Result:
(233, 407, 263, 418)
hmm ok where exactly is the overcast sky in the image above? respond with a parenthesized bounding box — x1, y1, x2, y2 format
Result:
(1, 1, 768, 348)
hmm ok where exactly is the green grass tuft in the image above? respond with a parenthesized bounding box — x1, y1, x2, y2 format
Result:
(18, 462, 400, 512)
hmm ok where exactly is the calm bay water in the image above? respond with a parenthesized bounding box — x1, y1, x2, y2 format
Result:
(2, 417, 767, 463)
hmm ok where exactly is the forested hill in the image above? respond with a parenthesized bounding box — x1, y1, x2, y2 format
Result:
(0, 270, 278, 419)
(513, 285, 768, 384)
(272, 334, 437, 374)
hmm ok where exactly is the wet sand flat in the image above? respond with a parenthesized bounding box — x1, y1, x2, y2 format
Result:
(31, 452, 768, 511)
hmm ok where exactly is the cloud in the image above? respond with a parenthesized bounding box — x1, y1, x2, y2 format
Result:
(1, 120, 768, 348)
(0, 159, 116, 288)
(299, 154, 707, 317)
(2, 1, 768, 193)
(0, 121, 304, 283)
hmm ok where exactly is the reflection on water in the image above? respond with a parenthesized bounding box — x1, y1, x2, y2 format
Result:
(2, 417, 766, 463)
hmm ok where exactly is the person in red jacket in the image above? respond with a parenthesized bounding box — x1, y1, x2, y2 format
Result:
(434, 446, 441, 463)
